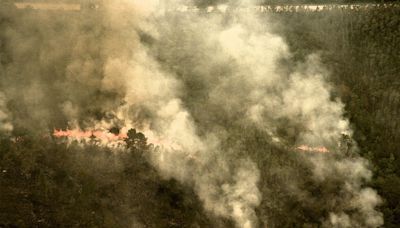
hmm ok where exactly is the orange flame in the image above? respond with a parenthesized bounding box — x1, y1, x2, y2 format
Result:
(296, 145, 329, 153)
(53, 129, 127, 141)
(53, 129, 182, 150)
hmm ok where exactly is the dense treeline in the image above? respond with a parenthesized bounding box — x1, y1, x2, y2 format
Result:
(269, 5, 400, 227)
(193, 0, 400, 7)
(0, 3, 399, 228)
(0, 131, 216, 227)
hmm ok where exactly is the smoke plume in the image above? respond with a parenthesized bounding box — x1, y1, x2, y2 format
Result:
(0, 0, 383, 227)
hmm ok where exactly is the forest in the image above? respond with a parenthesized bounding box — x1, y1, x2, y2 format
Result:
(271, 5, 400, 227)
(0, 1, 399, 228)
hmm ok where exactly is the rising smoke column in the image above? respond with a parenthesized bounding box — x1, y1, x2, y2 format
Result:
(97, 1, 263, 226)
(0, 0, 383, 227)
(144, 1, 383, 227)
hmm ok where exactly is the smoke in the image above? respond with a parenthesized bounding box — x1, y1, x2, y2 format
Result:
(143, 2, 383, 226)
(107, 2, 262, 226)
(0, 0, 383, 227)
(0, 92, 13, 134)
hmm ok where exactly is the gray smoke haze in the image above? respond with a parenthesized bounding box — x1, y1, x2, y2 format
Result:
(146, 3, 382, 226)
(0, 92, 13, 133)
(0, 0, 383, 227)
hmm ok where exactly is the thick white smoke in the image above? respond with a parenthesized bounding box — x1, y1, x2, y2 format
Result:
(187, 7, 382, 227)
(0, 0, 383, 227)
(90, 1, 263, 227)
(90, 1, 382, 227)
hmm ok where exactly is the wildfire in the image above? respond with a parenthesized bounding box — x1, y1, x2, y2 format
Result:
(53, 128, 182, 150)
(53, 129, 127, 141)
(296, 145, 329, 153)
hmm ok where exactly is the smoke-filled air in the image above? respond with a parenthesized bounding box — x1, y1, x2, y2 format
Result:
(2, 0, 399, 227)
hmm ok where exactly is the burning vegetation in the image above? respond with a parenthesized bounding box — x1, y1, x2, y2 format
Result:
(53, 129, 127, 141)
(1, 0, 397, 227)
(296, 145, 330, 153)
